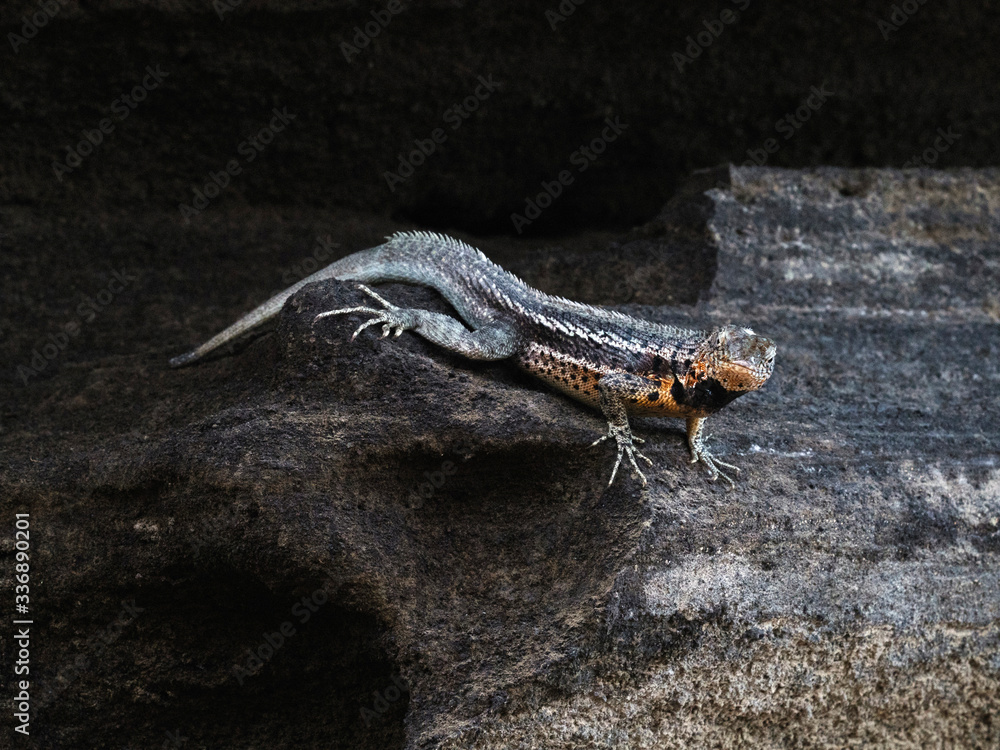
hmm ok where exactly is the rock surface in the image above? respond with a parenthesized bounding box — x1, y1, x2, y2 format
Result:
(1, 166, 998, 748)
(2, 2, 993, 235)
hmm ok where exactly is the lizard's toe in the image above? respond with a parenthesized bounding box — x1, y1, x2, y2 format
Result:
(634, 447, 654, 466)
(624, 448, 650, 486)
(693, 449, 740, 490)
(596, 424, 652, 486)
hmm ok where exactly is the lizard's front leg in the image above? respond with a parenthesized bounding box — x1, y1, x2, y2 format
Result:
(591, 371, 656, 486)
(313, 284, 518, 361)
(686, 416, 740, 489)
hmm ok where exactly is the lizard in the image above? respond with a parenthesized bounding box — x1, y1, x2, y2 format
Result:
(170, 231, 775, 487)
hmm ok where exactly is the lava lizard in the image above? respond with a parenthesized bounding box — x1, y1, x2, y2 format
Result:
(170, 231, 775, 487)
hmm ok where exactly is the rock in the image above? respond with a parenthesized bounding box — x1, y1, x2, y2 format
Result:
(1, 166, 998, 748)
(1, 3, 994, 234)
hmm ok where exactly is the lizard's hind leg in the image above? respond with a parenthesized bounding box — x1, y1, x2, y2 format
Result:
(314, 284, 414, 340)
(313, 284, 519, 362)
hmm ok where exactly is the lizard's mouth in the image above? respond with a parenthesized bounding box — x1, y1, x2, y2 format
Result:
(721, 360, 772, 391)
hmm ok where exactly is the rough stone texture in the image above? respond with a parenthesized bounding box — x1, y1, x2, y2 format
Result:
(458, 166, 1000, 748)
(2, 2, 996, 234)
(1, 166, 998, 748)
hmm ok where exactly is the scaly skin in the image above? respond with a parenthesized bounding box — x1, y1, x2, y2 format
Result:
(172, 231, 776, 487)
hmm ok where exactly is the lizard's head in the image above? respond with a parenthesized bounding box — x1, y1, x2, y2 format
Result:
(704, 324, 775, 390)
(675, 325, 775, 413)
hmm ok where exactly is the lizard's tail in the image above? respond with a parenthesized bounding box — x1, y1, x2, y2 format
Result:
(170, 231, 500, 367)
(169, 245, 387, 367)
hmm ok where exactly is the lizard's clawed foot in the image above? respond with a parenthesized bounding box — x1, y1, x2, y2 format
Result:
(591, 423, 653, 487)
(313, 284, 416, 340)
(690, 445, 740, 490)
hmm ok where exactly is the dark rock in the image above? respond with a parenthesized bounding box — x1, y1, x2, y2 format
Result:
(1, 3, 993, 234)
(2, 166, 999, 748)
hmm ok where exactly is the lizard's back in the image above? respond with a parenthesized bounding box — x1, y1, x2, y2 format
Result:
(363, 233, 707, 411)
